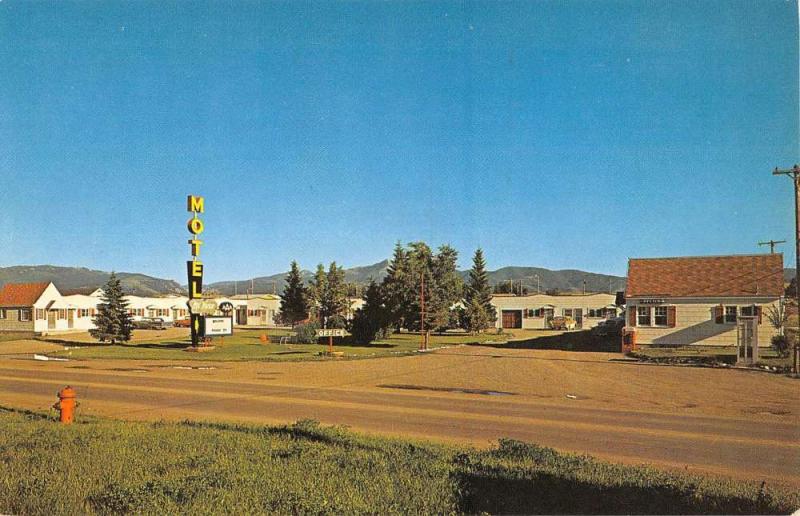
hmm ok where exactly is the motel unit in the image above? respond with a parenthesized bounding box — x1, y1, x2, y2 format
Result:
(490, 293, 620, 330)
(0, 282, 286, 335)
(625, 254, 784, 347)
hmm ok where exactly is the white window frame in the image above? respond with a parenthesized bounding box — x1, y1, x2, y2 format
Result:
(724, 306, 737, 324)
(653, 306, 668, 326)
(739, 306, 755, 317)
(637, 306, 651, 326)
(19, 309, 31, 322)
(0, 308, 5, 319)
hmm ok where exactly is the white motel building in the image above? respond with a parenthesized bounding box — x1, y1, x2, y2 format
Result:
(0, 282, 282, 335)
(624, 254, 784, 347)
(490, 292, 620, 330)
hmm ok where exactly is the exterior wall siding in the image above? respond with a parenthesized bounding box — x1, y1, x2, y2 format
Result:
(0, 308, 35, 331)
(627, 297, 781, 347)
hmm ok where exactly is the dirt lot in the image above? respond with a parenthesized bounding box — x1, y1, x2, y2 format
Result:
(0, 344, 797, 487)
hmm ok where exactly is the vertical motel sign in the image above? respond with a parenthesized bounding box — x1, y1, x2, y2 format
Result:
(187, 195, 204, 347)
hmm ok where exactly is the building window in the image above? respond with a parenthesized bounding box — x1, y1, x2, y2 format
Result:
(637, 306, 650, 326)
(724, 306, 737, 324)
(563, 308, 573, 317)
(79, 309, 90, 318)
(58, 309, 67, 320)
(36, 309, 45, 320)
(0, 309, 5, 319)
(19, 309, 32, 322)
(653, 306, 668, 326)
(740, 306, 755, 317)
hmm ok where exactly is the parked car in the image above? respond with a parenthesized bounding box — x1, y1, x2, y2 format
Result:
(591, 317, 625, 338)
(134, 317, 167, 330)
(173, 318, 191, 328)
(550, 316, 577, 331)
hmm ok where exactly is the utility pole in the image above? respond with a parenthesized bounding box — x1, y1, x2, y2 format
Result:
(420, 272, 426, 351)
(773, 164, 800, 374)
(583, 279, 587, 296)
(758, 239, 786, 254)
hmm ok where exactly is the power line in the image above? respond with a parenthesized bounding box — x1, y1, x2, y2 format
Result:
(758, 240, 786, 254)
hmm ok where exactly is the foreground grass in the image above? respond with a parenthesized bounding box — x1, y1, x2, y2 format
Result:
(43, 329, 514, 361)
(0, 409, 797, 515)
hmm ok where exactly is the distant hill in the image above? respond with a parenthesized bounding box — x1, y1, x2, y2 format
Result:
(0, 265, 186, 297)
(205, 260, 626, 296)
(9, 262, 788, 298)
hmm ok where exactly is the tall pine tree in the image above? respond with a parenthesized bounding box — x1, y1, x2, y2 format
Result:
(382, 242, 414, 329)
(323, 262, 350, 327)
(350, 279, 391, 344)
(278, 261, 309, 326)
(90, 272, 133, 343)
(464, 248, 496, 333)
(307, 264, 328, 323)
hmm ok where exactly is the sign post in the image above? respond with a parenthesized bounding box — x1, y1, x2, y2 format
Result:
(315, 328, 345, 354)
(187, 195, 205, 347)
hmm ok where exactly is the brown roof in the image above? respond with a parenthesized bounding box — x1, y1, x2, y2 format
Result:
(626, 254, 784, 298)
(0, 282, 51, 307)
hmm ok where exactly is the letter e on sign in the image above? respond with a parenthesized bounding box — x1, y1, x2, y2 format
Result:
(191, 261, 203, 277)
(187, 195, 205, 213)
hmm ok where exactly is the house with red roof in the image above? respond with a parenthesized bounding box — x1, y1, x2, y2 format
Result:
(625, 254, 785, 347)
(0, 282, 64, 333)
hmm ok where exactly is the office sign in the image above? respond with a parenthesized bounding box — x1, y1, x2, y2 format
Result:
(316, 328, 346, 338)
(200, 316, 233, 337)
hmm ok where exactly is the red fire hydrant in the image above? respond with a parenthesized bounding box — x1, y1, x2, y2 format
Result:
(53, 386, 77, 424)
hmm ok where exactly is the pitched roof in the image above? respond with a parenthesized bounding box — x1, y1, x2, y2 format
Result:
(0, 282, 51, 307)
(626, 254, 785, 298)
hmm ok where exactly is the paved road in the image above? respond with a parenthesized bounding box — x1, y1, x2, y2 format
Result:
(1, 347, 798, 487)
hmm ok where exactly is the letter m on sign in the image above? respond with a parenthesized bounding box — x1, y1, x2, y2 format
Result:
(187, 195, 204, 213)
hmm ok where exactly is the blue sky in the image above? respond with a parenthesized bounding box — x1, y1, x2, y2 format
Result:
(1, 1, 797, 282)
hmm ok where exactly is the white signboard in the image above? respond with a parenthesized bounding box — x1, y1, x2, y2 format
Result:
(188, 298, 218, 315)
(316, 328, 346, 338)
(200, 316, 233, 337)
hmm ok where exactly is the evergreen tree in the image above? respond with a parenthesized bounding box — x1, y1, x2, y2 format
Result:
(464, 248, 497, 333)
(382, 242, 414, 329)
(278, 261, 309, 326)
(428, 244, 464, 331)
(90, 272, 133, 343)
(307, 263, 328, 323)
(323, 262, 350, 327)
(350, 279, 391, 344)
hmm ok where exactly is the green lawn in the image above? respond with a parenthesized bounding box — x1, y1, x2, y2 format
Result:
(1, 407, 796, 515)
(47, 329, 509, 362)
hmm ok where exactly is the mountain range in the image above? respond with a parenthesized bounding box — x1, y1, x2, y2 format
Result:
(1, 263, 794, 298)
(0, 266, 185, 297)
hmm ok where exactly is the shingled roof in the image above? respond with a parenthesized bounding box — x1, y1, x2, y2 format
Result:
(626, 254, 785, 298)
(0, 282, 51, 307)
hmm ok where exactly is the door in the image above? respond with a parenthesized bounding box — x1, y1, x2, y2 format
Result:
(236, 308, 247, 325)
(573, 308, 583, 329)
(67, 309, 74, 329)
(47, 310, 56, 330)
(501, 310, 522, 329)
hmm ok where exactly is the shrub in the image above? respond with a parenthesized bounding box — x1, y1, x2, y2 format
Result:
(771, 334, 791, 358)
(294, 322, 320, 344)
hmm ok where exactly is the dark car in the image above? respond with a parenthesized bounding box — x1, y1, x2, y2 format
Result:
(134, 317, 167, 330)
(591, 317, 624, 338)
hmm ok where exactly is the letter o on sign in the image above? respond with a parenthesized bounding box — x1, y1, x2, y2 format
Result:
(187, 217, 204, 235)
